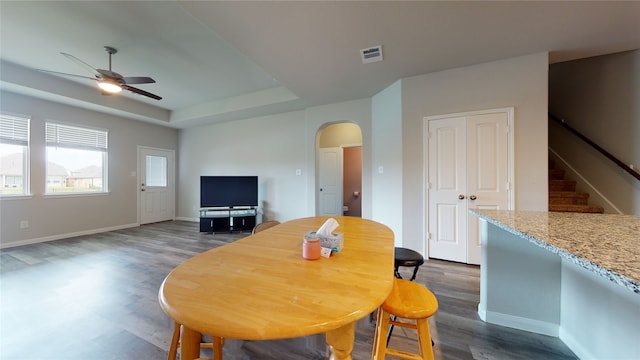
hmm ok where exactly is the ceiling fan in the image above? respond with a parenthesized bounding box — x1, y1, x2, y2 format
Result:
(40, 46, 162, 100)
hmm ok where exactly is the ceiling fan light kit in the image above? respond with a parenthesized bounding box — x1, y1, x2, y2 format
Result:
(98, 80, 122, 93)
(39, 46, 162, 100)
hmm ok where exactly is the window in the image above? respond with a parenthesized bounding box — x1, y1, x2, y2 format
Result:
(146, 155, 167, 187)
(46, 122, 108, 194)
(0, 114, 30, 196)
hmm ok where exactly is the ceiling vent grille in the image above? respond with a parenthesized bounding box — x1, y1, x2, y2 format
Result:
(360, 45, 383, 64)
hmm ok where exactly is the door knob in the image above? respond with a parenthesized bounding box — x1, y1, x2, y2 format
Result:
(469, 195, 477, 200)
(458, 194, 465, 200)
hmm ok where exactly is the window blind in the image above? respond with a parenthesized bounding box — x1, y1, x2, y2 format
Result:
(0, 114, 30, 146)
(46, 122, 108, 151)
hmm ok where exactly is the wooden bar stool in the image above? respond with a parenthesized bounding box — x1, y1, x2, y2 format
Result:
(168, 321, 224, 360)
(372, 278, 438, 360)
(388, 247, 425, 343)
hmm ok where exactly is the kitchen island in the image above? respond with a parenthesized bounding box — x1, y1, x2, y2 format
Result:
(471, 210, 639, 360)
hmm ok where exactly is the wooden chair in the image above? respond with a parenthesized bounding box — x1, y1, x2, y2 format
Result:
(251, 220, 280, 234)
(372, 278, 438, 360)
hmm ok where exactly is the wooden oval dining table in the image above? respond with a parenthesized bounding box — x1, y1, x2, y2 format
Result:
(159, 216, 395, 360)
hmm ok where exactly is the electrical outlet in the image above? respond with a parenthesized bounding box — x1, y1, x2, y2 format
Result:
(295, 169, 302, 176)
(19, 220, 29, 229)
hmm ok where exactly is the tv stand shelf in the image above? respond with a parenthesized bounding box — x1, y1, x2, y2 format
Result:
(199, 207, 257, 233)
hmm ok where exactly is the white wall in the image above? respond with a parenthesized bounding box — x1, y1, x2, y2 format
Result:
(560, 257, 640, 359)
(177, 98, 372, 224)
(399, 53, 549, 254)
(371, 80, 403, 243)
(0, 91, 179, 248)
(178, 110, 308, 223)
(549, 50, 640, 214)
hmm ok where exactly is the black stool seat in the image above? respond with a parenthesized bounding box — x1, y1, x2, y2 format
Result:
(394, 247, 425, 281)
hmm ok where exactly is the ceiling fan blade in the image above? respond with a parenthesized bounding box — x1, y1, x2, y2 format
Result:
(60, 52, 100, 77)
(123, 77, 155, 84)
(122, 84, 162, 100)
(37, 69, 97, 81)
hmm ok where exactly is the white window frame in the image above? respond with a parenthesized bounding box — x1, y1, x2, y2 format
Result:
(0, 113, 30, 197)
(45, 122, 108, 195)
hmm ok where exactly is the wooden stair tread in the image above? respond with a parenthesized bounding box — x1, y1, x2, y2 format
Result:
(549, 179, 577, 192)
(549, 191, 590, 205)
(548, 160, 603, 213)
(548, 169, 566, 180)
(549, 191, 589, 198)
(549, 204, 604, 213)
(549, 180, 576, 185)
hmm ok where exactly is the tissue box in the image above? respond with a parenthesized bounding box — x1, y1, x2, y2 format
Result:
(307, 231, 344, 253)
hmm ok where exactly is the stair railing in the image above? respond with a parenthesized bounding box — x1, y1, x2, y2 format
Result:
(549, 112, 640, 182)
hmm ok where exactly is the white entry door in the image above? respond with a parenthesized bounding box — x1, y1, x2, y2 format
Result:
(318, 147, 343, 216)
(427, 109, 512, 264)
(139, 146, 175, 224)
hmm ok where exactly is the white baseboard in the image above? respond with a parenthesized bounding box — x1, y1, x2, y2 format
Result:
(559, 327, 592, 360)
(175, 217, 198, 222)
(477, 304, 487, 321)
(480, 309, 559, 337)
(0, 223, 139, 249)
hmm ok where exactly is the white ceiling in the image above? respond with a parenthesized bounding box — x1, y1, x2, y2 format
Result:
(1, 1, 639, 129)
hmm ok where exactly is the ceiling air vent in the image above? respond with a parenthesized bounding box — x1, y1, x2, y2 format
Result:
(360, 45, 383, 64)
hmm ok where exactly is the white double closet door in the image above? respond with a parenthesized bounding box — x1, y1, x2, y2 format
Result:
(426, 109, 513, 265)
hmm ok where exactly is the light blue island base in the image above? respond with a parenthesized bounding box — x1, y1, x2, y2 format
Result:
(477, 218, 640, 360)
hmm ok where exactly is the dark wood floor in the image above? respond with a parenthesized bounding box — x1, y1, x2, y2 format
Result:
(0, 221, 577, 360)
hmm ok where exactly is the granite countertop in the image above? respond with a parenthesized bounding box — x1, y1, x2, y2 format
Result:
(470, 210, 640, 294)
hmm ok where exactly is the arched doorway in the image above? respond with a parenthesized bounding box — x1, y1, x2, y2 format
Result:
(316, 122, 362, 217)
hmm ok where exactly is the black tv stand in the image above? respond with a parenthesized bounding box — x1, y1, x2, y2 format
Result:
(199, 207, 257, 233)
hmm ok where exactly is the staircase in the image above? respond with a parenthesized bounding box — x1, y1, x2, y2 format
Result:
(548, 162, 604, 213)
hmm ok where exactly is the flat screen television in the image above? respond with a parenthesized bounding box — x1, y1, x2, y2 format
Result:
(200, 176, 258, 208)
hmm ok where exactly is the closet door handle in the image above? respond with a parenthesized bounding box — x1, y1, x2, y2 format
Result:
(469, 195, 477, 200)
(458, 194, 465, 200)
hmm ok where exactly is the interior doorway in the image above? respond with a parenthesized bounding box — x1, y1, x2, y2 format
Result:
(342, 146, 362, 217)
(316, 123, 362, 217)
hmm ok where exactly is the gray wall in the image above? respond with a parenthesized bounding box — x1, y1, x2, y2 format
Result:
(3, 52, 552, 250)
(178, 53, 550, 254)
(549, 50, 640, 214)
(178, 110, 308, 223)
(177, 98, 373, 224)
(0, 91, 179, 247)
(399, 52, 549, 254)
